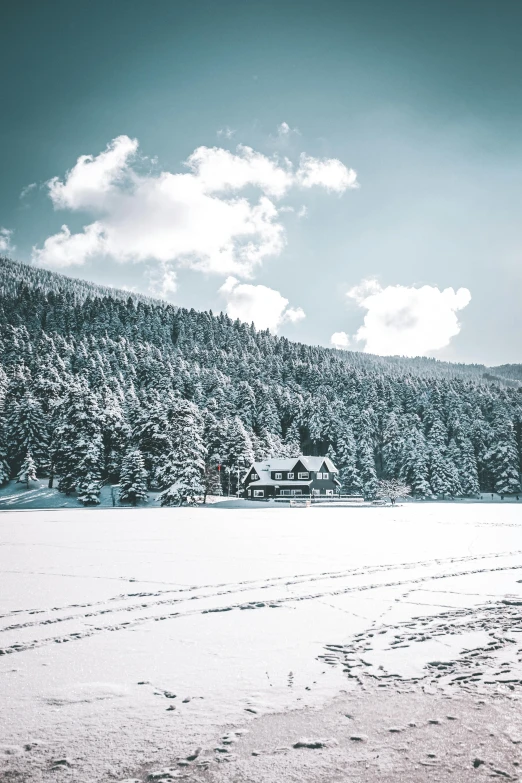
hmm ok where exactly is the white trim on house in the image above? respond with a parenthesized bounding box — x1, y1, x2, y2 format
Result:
(242, 455, 338, 485)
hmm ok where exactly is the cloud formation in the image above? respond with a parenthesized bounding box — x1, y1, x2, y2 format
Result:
(32, 135, 357, 284)
(330, 331, 350, 349)
(347, 279, 471, 356)
(0, 228, 15, 254)
(219, 276, 305, 332)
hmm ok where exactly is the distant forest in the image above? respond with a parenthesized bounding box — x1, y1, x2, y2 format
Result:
(0, 257, 521, 504)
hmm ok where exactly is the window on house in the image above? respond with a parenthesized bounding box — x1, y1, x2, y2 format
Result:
(253, 489, 264, 497)
(312, 489, 320, 496)
(323, 472, 329, 480)
(248, 489, 251, 496)
(316, 472, 322, 480)
(287, 472, 294, 479)
(293, 489, 302, 496)
(280, 489, 291, 496)
(274, 472, 282, 480)
(326, 489, 333, 496)
(298, 472, 309, 479)
(251, 472, 258, 480)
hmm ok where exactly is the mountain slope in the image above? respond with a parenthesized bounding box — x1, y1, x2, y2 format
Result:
(0, 255, 521, 504)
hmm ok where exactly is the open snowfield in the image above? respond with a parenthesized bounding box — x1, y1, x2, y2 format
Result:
(2, 504, 522, 782)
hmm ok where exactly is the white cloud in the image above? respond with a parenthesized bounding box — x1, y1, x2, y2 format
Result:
(331, 331, 350, 349)
(0, 228, 15, 254)
(296, 153, 358, 193)
(20, 183, 37, 199)
(147, 263, 178, 299)
(186, 144, 293, 199)
(219, 276, 305, 332)
(33, 223, 105, 267)
(217, 127, 236, 139)
(48, 135, 138, 210)
(347, 278, 471, 356)
(277, 121, 300, 137)
(33, 135, 357, 286)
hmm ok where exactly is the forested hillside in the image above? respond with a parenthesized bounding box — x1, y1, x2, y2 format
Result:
(0, 256, 521, 504)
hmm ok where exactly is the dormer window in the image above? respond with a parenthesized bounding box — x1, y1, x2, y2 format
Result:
(317, 472, 323, 479)
(323, 472, 329, 480)
(274, 472, 282, 480)
(251, 472, 258, 480)
(287, 472, 294, 480)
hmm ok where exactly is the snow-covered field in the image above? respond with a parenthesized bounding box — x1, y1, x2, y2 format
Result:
(1, 504, 522, 782)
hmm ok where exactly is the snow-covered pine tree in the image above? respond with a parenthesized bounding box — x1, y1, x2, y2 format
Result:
(119, 449, 148, 506)
(381, 412, 403, 479)
(202, 460, 222, 503)
(159, 400, 206, 506)
(77, 438, 103, 505)
(52, 383, 103, 497)
(222, 416, 255, 495)
(336, 424, 362, 494)
(356, 411, 378, 499)
(7, 391, 49, 475)
(400, 426, 432, 498)
(485, 413, 521, 496)
(458, 439, 480, 496)
(17, 451, 37, 489)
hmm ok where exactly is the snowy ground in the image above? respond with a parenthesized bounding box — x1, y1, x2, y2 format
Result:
(1, 504, 522, 782)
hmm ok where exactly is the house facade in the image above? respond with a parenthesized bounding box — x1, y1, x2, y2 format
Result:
(243, 456, 340, 500)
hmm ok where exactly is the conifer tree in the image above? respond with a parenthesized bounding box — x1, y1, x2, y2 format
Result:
(77, 439, 102, 505)
(159, 400, 206, 506)
(458, 439, 480, 496)
(336, 425, 362, 494)
(17, 451, 37, 489)
(400, 427, 432, 498)
(356, 411, 378, 499)
(7, 392, 49, 475)
(486, 414, 521, 495)
(119, 449, 148, 506)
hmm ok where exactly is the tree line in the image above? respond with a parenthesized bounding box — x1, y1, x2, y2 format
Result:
(0, 257, 521, 505)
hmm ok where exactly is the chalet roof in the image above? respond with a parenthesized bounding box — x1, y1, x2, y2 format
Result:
(246, 479, 313, 488)
(243, 455, 338, 484)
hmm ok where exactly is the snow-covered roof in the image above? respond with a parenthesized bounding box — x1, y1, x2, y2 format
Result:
(246, 478, 313, 488)
(243, 456, 338, 484)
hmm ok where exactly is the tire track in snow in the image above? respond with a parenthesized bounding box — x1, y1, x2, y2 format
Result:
(1, 549, 520, 635)
(1, 558, 522, 658)
(1, 547, 520, 623)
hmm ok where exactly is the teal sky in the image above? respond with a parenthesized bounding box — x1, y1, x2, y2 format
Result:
(2, 0, 522, 364)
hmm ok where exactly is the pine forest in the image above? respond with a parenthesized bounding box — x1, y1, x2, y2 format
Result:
(0, 257, 521, 505)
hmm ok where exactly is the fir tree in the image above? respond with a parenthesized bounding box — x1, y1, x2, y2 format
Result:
(336, 425, 362, 494)
(119, 449, 148, 506)
(357, 411, 378, 499)
(459, 439, 480, 497)
(77, 439, 102, 505)
(159, 400, 206, 506)
(17, 451, 37, 489)
(485, 414, 521, 495)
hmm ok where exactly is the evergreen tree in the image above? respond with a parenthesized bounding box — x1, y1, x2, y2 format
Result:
(400, 427, 432, 498)
(159, 400, 206, 506)
(119, 449, 148, 506)
(485, 414, 521, 495)
(7, 391, 49, 475)
(77, 439, 102, 505)
(336, 424, 362, 494)
(17, 451, 37, 489)
(357, 411, 378, 499)
(458, 439, 480, 496)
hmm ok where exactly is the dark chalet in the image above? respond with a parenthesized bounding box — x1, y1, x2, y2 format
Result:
(242, 456, 340, 500)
